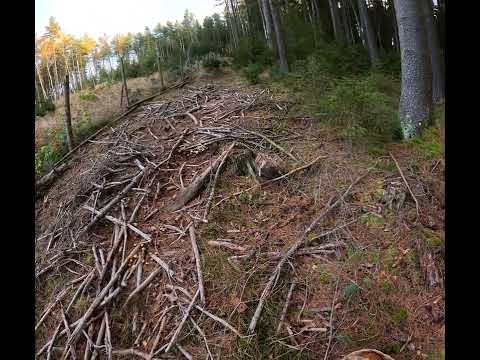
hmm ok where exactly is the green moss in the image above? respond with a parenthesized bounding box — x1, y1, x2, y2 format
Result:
(407, 125, 442, 158)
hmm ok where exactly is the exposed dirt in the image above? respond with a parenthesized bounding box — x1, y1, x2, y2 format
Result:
(35, 69, 444, 360)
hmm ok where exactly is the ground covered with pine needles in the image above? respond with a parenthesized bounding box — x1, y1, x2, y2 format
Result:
(35, 67, 444, 360)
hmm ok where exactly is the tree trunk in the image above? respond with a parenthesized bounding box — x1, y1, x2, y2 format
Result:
(348, 0, 366, 46)
(357, 0, 379, 64)
(156, 41, 165, 89)
(420, 0, 444, 103)
(46, 63, 55, 101)
(53, 53, 60, 99)
(328, 0, 344, 42)
(35, 62, 48, 101)
(75, 55, 83, 91)
(340, 0, 353, 45)
(63, 75, 75, 151)
(269, 0, 289, 72)
(394, 0, 432, 139)
(260, 0, 275, 49)
(120, 56, 130, 106)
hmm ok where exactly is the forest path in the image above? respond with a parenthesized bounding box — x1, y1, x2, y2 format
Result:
(35, 72, 444, 360)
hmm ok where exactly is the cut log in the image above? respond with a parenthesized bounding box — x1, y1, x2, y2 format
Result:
(168, 143, 235, 211)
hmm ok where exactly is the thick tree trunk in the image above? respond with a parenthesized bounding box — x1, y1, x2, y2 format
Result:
(357, 0, 379, 64)
(63, 75, 75, 151)
(420, 0, 444, 103)
(394, 0, 432, 139)
(260, 0, 275, 49)
(328, 0, 345, 42)
(269, 0, 289, 72)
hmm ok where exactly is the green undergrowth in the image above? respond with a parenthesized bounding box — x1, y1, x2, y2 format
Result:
(78, 89, 98, 101)
(234, 42, 409, 148)
(35, 111, 111, 178)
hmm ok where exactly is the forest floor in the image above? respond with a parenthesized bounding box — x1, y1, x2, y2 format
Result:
(35, 66, 445, 360)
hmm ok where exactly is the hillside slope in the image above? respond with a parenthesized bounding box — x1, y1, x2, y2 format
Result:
(35, 68, 444, 360)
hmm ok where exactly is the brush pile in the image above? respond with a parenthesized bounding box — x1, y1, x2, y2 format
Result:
(35, 83, 317, 359)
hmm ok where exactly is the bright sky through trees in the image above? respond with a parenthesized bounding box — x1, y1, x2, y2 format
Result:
(35, 0, 220, 38)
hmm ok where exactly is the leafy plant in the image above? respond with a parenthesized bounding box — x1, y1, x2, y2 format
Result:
(243, 63, 263, 84)
(79, 90, 97, 101)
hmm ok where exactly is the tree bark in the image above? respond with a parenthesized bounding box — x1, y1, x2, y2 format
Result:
(269, 0, 289, 72)
(389, 0, 400, 52)
(348, 0, 366, 46)
(357, 0, 379, 64)
(394, 0, 432, 139)
(260, 0, 275, 49)
(328, 0, 344, 42)
(35, 62, 48, 101)
(420, 0, 444, 103)
(340, 0, 353, 45)
(63, 75, 75, 151)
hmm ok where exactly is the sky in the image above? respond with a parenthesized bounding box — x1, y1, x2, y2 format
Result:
(35, 0, 222, 39)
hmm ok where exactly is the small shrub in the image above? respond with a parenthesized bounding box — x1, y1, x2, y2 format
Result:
(320, 73, 402, 141)
(343, 283, 361, 302)
(243, 63, 263, 84)
(269, 66, 286, 81)
(35, 98, 56, 117)
(233, 36, 273, 69)
(202, 53, 222, 71)
(79, 90, 97, 101)
(392, 307, 408, 325)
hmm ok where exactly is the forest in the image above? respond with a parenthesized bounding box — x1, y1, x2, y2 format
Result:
(35, 1, 445, 359)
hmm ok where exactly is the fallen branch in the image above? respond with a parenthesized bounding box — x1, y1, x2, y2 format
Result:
(248, 170, 369, 334)
(276, 281, 296, 335)
(81, 169, 146, 236)
(389, 152, 420, 217)
(216, 154, 326, 207)
(189, 225, 205, 305)
(169, 143, 236, 211)
(124, 266, 163, 305)
(165, 288, 200, 353)
(203, 143, 236, 220)
(65, 245, 141, 348)
(194, 305, 242, 337)
(323, 279, 339, 360)
(83, 205, 152, 242)
(207, 240, 246, 252)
